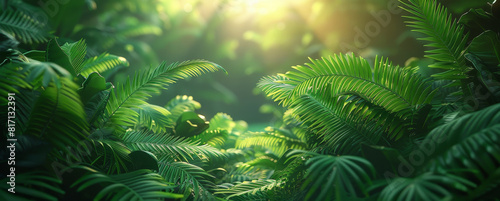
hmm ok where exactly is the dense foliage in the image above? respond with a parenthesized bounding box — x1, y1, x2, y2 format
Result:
(1, 0, 500, 200)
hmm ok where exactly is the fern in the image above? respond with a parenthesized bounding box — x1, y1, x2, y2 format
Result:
(0, 171, 63, 201)
(97, 60, 225, 132)
(121, 130, 225, 162)
(421, 103, 500, 198)
(236, 130, 307, 156)
(215, 179, 279, 200)
(0, 9, 48, 44)
(70, 165, 182, 201)
(157, 159, 216, 201)
(0, 63, 31, 104)
(258, 54, 435, 114)
(135, 103, 171, 133)
(24, 78, 89, 159)
(79, 53, 129, 77)
(60, 39, 87, 75)
(288, 150, 376, 201)
(400, 0, 471, 94)
(380, 172, 475, 201)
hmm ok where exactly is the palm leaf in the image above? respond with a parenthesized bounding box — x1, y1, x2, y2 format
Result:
(135, 103, 171, 133)
(400, 0, 471, 90)
(79, 53, 129, 77)
(24, 78, 89, 159)
(0, 63, 31, 104)
(379, 172, 475, 201)
(121, 130, 225, 162)
(97, 60, 225, 133)
(421, 103, 500, 199)
(292, 94, 408, 154)
(0, 171, 63, 201)
(157, 158, 216, 201)
(258, 54, 435, 114)
(224, 163, 273, 183)
(215, 179, 278, 200)
(288, 151, 375, 201)
(0, 9, 48, 44)
(236, 130, 307, 156)
(70, 165, 183, 201)
(60, 39, 87, 75)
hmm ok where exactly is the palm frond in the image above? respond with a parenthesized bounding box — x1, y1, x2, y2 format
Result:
(289, 150, 375, 201)
(0, 63, 31, 104)
(191, 129, 229, 148)
(224, 163, 273, 183)
(421, 103, 500, 197)
(80, 140, 132, 174)
(60, 39, 87, 75)
(20, 59, 71, 88)
(0, 171, 63, 201)
(379, 172, 475, 201)
(79, 53, 129, 77)
(0, 9, 48, 44)
(400, 0, 470, 81)
(236, 130, 307, 156)
(70, 165, 183, 201)
(215, 179, 279, 200)
(258, 54, 435, 114)
(292, 94, 407, 154)
(121, 130, 225, 162)
(24, 78, 89, 159)
(135, 103, 171, 133)
(97, 60, 224, 133)
(157, 158, 216, 201)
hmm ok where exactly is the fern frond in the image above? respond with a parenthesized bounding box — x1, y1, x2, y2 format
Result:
(289, 151, 375, 201)
(0, 9, 48, 44)
(135, 103, 171, 133)
(157, 159, 216, 201)
(121, 130, 225, 162)
(400, 0, 470, 81)
(24, 78, 89, 159)
(380, 172, 475, 201)
(215, 179, 279, 200)
(70, 165, 182, 201)
(258, 54, 434, 114)
(97, 60, 224, 132)
(0, 171, 63, 201)
(60, 39, 87, 75)
(294, 94, 409, 154)
(0, 63, 31, 104)
(79, 53, 129, 77)
(225, 163, 273, 182)
(422, 103, 500, 197)
(236, 130, 307, 156)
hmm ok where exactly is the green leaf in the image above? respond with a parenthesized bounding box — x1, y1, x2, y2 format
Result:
(290, 151, 375, 201)
(60, 39, 87, 75)
(46, 39, 76, 76)
(24, 78, 89, 159)
(80, 53, 129, 77)
(466, 30, 500, 72)
(0, 9, 49, 44)
(97, 60, 224, 133)
(136, 103, 171, 133)
(380, 172, 475, 201)
(78, 72, 108, 104)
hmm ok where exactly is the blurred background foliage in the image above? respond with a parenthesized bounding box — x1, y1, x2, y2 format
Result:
(13, 0, 494, 124)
